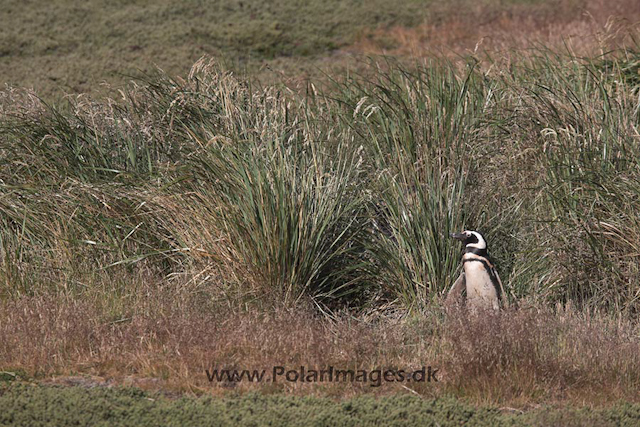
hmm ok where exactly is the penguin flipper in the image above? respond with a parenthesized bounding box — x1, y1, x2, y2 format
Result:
(445, 272, 466, 306)
(493, 268, 509, 309)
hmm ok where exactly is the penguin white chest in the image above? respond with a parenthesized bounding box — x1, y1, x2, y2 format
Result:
(463, 261, 499, 310)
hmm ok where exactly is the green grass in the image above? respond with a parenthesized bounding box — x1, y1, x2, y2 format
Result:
(0, 0, 574, 99)
(1, 384, 639, 427)
(0, 0, 431, 98)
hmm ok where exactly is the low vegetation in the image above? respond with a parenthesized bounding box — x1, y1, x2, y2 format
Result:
(3, 385, 640, 427)
(3, 0, 639, 98)
(0, 0, 430, 97)
(1, 298, 639, 405)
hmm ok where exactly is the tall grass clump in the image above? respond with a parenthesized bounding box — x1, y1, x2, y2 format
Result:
(0, 61, 375, 309)
(0, 88, 181, 300)
(178, 83, 369, 306)
(331, 60, 495, 309)
(128, 61, 379, 308)
(3, 47, 640, 314)
(487, 48, 640, 314)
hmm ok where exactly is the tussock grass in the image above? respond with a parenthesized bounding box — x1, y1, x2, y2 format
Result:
(180, 69, 369, 305)
(482, 49, 640, 314)
(3, 42, 640, 404)
(4, 47, 640, 311)
(334, 60, 485, 308)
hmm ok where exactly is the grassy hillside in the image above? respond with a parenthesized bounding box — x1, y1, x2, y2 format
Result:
(2, 50, 640, 406)
(3, 0, 635, 98)
(2, 0, 640, 420)
(0, 0, 431, 97)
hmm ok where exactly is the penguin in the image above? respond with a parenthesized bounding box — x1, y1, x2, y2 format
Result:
(446, 230, 507, 311)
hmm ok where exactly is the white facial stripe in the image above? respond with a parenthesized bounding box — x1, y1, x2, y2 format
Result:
(466, 231, 487, 250)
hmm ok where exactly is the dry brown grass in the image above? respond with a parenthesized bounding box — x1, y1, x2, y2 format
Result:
(443, 303, 640, 405)
(349, 0, 640, 58)
(1, 287, 638, 406)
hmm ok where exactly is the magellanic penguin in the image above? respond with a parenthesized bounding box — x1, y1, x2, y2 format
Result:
(446, 230, 508, 311)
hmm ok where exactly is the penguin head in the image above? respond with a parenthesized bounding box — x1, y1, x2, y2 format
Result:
(450, 230, 487, 250)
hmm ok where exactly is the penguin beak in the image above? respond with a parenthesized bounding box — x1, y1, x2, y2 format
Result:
(450, 232, 466, 241)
